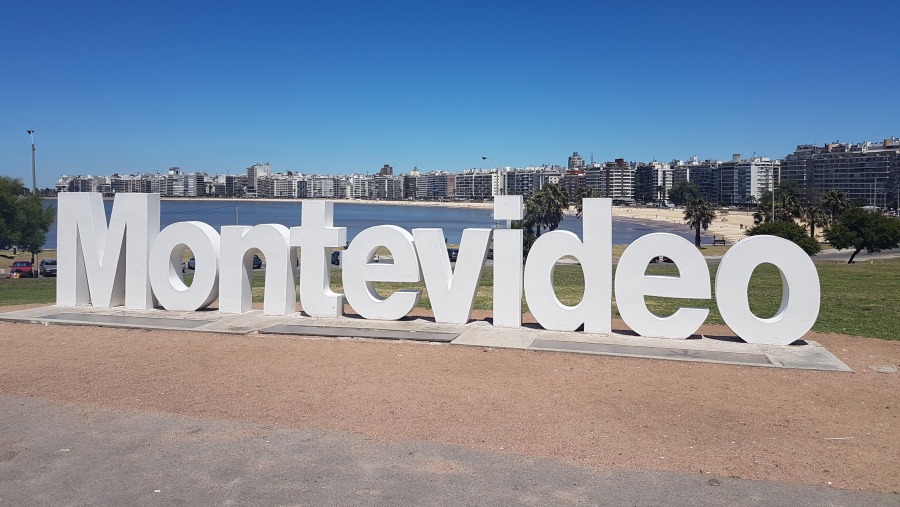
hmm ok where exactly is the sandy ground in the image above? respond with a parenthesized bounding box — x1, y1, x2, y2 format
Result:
(0, 305, 898, 493)
(609, 207, 756, 243)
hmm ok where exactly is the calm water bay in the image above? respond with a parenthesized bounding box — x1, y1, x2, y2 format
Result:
(41, 199, 701, 249)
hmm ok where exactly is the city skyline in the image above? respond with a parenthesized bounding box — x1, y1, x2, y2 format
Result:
(53, 137, 900, 211)
(2, 1, 898, 188)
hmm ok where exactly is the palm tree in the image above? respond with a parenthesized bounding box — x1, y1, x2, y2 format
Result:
(799, 204, 827, 239)
(776, 180, 804, 221)
(523, 184, 569, 238)
(820, 189, 852, 228)
(574, 186, 602, 218)
(537, 183, 570, 232)
(518, 184, 570, 259)
(684, 198, 717, 247)
(754, 181, 804, 225)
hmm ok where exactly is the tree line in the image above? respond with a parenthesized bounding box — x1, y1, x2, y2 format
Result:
(0, 176, 56, 266)
(520, 181, 900, 264)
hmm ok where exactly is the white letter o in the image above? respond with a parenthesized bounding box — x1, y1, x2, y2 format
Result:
(149, 221, 221, 311)
(716, 236, 820, 345)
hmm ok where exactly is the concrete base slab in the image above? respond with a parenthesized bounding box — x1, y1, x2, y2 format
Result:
(260, 324, 458, 342)
(530, 338, 774, 366)
(0, 306, 852, 372)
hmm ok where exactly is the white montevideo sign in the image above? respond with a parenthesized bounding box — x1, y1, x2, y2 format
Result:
(56, 193, 820, 345)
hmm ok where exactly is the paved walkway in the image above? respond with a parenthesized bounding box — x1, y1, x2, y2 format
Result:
(2, 394, 895, 507)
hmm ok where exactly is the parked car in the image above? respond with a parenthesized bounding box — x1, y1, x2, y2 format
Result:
(253, 254, 263, 269)
(331, 251, 341, 265)
(9, 260, 35, 278)
(649, 256, 674, 264)
(187, 257, 196, 270)
(39, 258, 57, 277)
(447, 248, 459, 262)
(486, 248, 494, 260)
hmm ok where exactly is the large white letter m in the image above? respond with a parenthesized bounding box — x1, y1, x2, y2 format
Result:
(57, 193, 160, 309)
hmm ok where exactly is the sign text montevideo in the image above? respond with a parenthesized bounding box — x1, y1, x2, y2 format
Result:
(56, 193, 820, 345)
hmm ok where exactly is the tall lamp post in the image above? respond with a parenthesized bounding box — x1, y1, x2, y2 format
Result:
(482, 156, 505, 196)
(483, 155, 512, 230)
(26, 130, 37, 195)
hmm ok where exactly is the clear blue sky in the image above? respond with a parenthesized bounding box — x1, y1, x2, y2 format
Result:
(1, 0, 898, 188)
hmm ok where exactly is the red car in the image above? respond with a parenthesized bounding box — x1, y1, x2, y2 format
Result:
(8, 260, 35, 278)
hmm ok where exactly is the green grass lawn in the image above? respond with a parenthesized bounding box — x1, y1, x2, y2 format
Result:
(0, 277, 57, 306)
(3, 258, 898, 340)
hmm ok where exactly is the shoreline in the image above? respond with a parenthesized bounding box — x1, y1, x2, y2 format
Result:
(607, 206, 756, 243)
(44, 196, 755, 243)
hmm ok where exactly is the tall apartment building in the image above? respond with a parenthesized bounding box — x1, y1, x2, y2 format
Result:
(671, 157, 699, 186)
(348, 174, 370, 199)
(781, 139, 900, 207)
(427, 172, 451, 199)
(559, 169, 586, 197)
(671, 155, 777, 205)
(455, 170, 498, 200)
(110, 174, 150, 194)
(634, 162, 672, 203)
(677, 159, 720, 202)
(225, 175, 245, 197)
(734, 156, 778, 204)
(246, 163, 272, 195)
(56, 175, 105, 193)
(568, 152, 585, 170)
(585, 159, 635, 202)
(371, 174, 404, 199)
(504, 167, 561, 197)
(308, 176, 342, 199)
(403, 172, 419, 199)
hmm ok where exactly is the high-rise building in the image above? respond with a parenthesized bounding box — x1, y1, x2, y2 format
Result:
(559, 169, 586, 197)
(246, 163, 272, 195)
(585, 159, 635, 202)
(634, 162, 673, 203)
(568, 152, 585, 170)
(781, 139, 900, 207)
(455, 170, 497, 200)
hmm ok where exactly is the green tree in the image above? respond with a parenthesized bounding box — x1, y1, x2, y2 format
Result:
(683, 198, 716, 247)
(0, 177, 55, 267)
(573, 186, 602, 218)
(824, 208, 900, 264)
(518, 184, 570, 258)
(797, 189, 855, 239)
(0, 176, 26, 249)
(668, 181, 700, 206)
(17, 195, 56, 268)
(524, 184, 569, 237)
(745, 221, 821, 255)
(799, 204, 827, 239)
(754, 180, 805, 224)
(819, 189, 853, 227)
(511, 219, 538, 259)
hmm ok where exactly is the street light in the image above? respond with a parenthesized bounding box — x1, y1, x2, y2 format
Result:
(26, 130, 37, 195)
(482, 156, 505, 196)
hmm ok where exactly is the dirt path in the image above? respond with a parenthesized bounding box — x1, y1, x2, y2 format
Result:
(0, 314, 898, 493)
